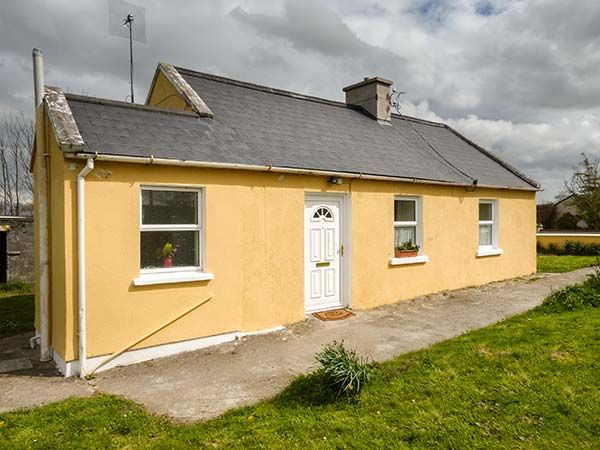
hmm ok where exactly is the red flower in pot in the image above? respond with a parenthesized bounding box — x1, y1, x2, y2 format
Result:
(160, 242, 177, 268)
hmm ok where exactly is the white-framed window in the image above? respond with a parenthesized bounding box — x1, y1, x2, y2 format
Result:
(394, 196, 421, 251)
(477, 199, 502, 257)
(134, 186, 213, 286)
(390, 196, 428, 265)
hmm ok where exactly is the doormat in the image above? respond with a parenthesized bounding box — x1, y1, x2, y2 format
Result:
(312, 309, 355, 321)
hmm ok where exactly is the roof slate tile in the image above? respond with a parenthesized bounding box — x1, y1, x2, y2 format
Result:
(63, 68, 537, 190)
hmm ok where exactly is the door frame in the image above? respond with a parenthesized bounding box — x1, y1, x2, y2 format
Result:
(304, 192, 352, 312)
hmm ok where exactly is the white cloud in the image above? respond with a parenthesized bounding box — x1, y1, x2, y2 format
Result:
(401, 99, 600, 201)
(1, 0, 599, 201)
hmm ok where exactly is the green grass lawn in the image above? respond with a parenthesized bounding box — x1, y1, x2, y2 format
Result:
(0, 282, 34, 338)
(537, 254, 597, 273)
(2, 281, 599, 449)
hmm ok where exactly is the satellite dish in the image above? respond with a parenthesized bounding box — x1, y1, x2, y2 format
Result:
(108, 0, 147, 102)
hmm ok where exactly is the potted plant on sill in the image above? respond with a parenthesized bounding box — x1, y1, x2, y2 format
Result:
(395, 241, 419, 258)
(160, 242, 176, 268)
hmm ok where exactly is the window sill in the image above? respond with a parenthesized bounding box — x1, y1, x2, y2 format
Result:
(389, 255, 429, 266)
(476, 248, 503, 257)
(133, 271, 214, 286)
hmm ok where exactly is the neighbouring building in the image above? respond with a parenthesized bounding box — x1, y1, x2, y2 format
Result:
(32, 62, 539, 377)
(553, 195, 588, 229)
(537, 195, 589, 230)
(0, 216, 34, 284)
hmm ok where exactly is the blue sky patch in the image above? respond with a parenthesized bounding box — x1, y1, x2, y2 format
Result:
(476, 1, 497, 16)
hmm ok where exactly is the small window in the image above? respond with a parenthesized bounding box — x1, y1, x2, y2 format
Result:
(478, 200, 497, 248)
(394, 197, 421, 251)
(140, 188, 203, 271)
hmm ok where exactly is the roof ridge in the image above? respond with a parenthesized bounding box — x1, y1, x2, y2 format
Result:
(64, 93, 199, 118)
(390, 113, 446, 127)
(176, 66, 452, 128)
(175, 66, 351, 109)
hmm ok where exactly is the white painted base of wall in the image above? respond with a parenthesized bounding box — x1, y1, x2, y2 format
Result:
(52, 325, 285, 377)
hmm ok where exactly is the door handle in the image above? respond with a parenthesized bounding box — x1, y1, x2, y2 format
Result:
(340, 244, 344, 257)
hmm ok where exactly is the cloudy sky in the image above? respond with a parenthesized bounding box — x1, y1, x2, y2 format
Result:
(1, 0, 599, 201)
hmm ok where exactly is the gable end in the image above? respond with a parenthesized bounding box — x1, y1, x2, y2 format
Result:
(148, 63, 214, 118)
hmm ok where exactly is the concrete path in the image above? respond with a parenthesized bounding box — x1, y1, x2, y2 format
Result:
(0, 333, 94, 413)
(0, 268, 593, 420)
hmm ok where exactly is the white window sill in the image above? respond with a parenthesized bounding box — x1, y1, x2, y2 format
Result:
(389, 255, 429, 266)
(476, 247, 503, 257)
(133, 271, 214, 286)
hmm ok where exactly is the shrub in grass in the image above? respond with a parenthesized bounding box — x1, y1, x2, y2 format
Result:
(315, 340, 373, 400)
(564, 240, 600, 256)
(547, 243, 562, 255)
(538, 241, 600, 256)
(538, 261, 600, 313)
(564, 240, 584, 255)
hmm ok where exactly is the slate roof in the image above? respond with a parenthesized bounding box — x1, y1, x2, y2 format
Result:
(65, 67, 538, 190)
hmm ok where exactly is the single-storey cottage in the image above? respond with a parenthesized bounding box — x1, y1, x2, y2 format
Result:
(32, 60, 539, 377)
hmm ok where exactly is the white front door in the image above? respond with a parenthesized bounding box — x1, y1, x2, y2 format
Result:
(304, 197, 343, 312)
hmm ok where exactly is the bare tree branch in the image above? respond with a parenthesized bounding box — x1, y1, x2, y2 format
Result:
(0, 113, 34, 215)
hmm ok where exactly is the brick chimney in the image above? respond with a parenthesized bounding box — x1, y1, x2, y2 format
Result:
(343, 77, 393, 123)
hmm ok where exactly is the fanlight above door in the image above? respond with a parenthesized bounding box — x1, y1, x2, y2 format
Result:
(312, 206, 333, 221)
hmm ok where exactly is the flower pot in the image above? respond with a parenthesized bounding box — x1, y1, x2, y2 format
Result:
(163, 257, 173, 268)
(395, 249, 418, 258)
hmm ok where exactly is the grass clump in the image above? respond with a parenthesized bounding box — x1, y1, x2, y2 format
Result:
(315, 340, 373, 400)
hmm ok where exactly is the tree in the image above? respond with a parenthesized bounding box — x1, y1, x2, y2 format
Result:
(0, 113, 34, 216)
(556, 212, 578, 229)
(536, 202, 557, 228)
(563, 153, 600, 230)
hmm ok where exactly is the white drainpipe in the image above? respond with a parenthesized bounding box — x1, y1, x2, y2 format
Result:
(77, 158, 94, 377)
(33, 48, 51, 362)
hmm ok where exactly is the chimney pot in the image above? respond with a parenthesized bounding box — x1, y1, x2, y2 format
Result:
(343, 76, 393, 122)
(32, 48, 44, 111)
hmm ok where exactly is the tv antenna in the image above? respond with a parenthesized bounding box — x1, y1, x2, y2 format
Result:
(108, 0, 147, 103)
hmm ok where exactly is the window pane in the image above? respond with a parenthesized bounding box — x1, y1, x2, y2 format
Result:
(479, 224, 492, 246)
(479, 202, 493, 221)
(395, 200, 416, 222)
(395, 226, 416, 247)
(141, 231, 199, 269)
(142, 190, 198, 225)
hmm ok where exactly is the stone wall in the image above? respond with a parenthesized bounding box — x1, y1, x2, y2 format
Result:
(0, 216, 34, 283)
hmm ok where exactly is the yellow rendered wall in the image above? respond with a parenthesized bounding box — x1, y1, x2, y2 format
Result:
(50, 128, 78, 360)
(52, 160, 536, 360)
(537, 234, 600, 247)
(146, 70, 190, 111)
(33, 108, 79, 361)
(351, 182, 536, 308)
